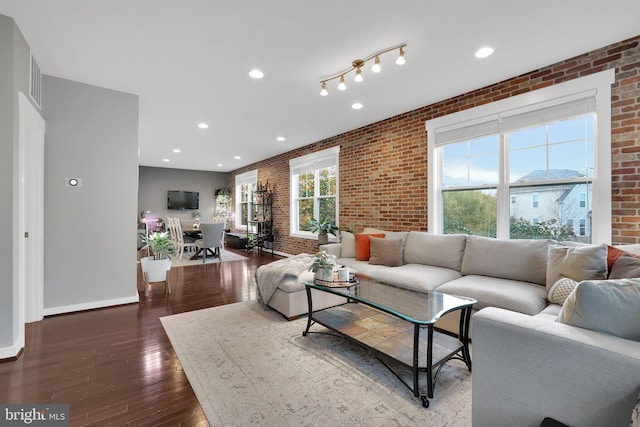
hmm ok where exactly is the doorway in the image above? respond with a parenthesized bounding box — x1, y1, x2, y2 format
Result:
(18, 92, 45, 338)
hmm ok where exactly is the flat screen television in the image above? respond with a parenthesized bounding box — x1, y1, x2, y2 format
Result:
(167, 190, 199, 210)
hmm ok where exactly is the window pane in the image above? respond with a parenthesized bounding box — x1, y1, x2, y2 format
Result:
(298, 172, 314, 198)
(548, 116, 593, 143)
(509, 126, 545, 150)
(241, 203, 248, 226)
(548, 141, 593, 175)
(319, 197, 336, 223)
(509, 183, 592, 242)
(443, 189, 497, 237)
(442, 156, 468, 187)
(319, 167, 336, 196)
(298, 199, 314, 231)
(510, 145, 546, 182)
(442, 135, 499, 187)
(468, 153, 499, 185)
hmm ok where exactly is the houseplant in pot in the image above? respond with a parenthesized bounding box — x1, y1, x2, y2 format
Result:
(306, 218, 339, 245)
(140, 232, 176, 297)
(308, 251, 337, 281)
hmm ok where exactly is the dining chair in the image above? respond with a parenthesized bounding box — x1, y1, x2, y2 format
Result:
(173, 217, 196, 259)
(194, 222, 225, 263)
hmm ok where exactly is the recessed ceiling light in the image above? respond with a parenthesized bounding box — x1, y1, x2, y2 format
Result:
(249, 69, 264, 79)
(217, 163, 223, 167)
(197, 123, 208, 129)
(173, 149, 181, 153)
(162, 158, 170, 162)
(277, 136, 285, 141)
(475, 47, 494, 58)
(352, 102, 363, 110)
(234, 156, 241, 160)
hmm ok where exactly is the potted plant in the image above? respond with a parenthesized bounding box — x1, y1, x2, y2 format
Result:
(308, 251, 337, 281)
(140, 232, 176, 296)
(306, 218, 339, 245)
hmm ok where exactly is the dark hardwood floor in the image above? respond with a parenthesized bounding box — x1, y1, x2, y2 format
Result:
(0, 248, 284, 426)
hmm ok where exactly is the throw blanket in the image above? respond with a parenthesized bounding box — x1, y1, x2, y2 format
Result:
(255, 254, 315, 305)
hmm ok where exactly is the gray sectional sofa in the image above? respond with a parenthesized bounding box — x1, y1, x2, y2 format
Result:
(320, 230, 554, 333)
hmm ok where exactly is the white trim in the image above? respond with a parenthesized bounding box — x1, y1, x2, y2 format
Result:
(0, 339, 24, 359)
(42, 295, 139, 317)
(234, 169, 257, 230)
(289, 146, 340, 240)
(426, 69, 614, 242)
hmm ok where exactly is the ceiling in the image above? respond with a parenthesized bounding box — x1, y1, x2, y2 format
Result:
(2, 1, 639, 172)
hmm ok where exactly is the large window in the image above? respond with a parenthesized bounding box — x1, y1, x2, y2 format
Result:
(427, 70, 614, 244)
(235, 170, 257, 229)
(290, 147, 339, 239)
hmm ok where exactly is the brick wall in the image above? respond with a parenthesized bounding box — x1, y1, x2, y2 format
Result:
(231, 36, 640, 254)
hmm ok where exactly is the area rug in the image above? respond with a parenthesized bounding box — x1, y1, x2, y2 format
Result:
(170, 249, 247, 267)
(160, 301, 472, 426)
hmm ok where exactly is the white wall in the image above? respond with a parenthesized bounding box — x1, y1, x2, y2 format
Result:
(42, 75, 139, 313)
(138, 166, 229, 225)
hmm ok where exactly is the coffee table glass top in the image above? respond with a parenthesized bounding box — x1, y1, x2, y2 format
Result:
(302, 276, 476, 325)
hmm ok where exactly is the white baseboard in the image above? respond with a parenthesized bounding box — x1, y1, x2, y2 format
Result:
(43, 294, 139, 317)
(0, 335, 24, 360)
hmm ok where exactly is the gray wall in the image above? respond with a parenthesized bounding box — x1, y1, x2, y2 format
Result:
(138, 166, 229, 225)
(42, 75, 139, 310)
(0, 14, 39, 352)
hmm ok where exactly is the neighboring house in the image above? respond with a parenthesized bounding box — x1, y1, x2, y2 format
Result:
(510, 169, 592, 239)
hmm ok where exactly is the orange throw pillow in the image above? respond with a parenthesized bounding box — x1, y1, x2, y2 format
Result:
(606, 245, 640, 273)
(355, 233, 385, 261)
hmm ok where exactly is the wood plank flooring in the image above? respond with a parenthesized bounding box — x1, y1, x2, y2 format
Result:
(0, 248, 284, 426)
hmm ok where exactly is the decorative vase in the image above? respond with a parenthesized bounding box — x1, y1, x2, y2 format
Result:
(314, 268, 333, 282)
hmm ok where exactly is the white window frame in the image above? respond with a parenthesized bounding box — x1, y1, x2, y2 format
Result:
(289, 146, 340, 240)
(426, 69, 613, 244)
(234, 169, 257, 230)
(532, 193, 539, 209)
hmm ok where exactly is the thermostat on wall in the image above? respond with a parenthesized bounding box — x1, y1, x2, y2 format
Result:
(65, 177, 83, 188)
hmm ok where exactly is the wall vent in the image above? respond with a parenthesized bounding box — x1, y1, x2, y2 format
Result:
(29, 52, 42, 108)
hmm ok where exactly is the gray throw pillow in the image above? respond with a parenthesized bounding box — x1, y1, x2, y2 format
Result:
(557, 278, 640, 341)
(368, 236, 404, 267)
(546, 244, 607, 291)
(609, 253, 640, 279)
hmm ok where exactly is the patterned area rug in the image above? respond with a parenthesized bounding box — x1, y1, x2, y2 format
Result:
(170, 249, 247, 267)
(160, 301, 472, 426)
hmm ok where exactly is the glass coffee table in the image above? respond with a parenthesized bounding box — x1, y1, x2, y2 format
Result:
(301, 276, 476, 408)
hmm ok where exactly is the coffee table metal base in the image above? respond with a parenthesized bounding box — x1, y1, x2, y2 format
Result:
(303, 288, 473, 408)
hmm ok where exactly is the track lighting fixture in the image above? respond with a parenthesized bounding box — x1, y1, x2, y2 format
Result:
(319, 43, 406, 96)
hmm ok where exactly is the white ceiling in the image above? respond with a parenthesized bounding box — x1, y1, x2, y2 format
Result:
(2, 1, 639, 172)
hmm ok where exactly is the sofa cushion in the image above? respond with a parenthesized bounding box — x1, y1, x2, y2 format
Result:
(547, 276, 579, 305)
(436, 275, 548, 315)
(341, 231, 356, 258)
(368, 236, 403, 267)
(355, 233, 385, 261)
(461, 236, 550, 285)
(546, 244, 607, 291)
(557, 278, 640, 341)
(403, 232, 467, 271)
(609, 253, 640, 279)
(337, 257, 461, 293)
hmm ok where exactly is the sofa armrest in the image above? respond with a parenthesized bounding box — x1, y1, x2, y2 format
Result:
(472, 307, 640, 427)
(319, 242, 342, 258)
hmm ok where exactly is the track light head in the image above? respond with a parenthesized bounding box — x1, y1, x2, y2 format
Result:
(396, 47, 406, 65)
(338, 75, 346, 91)
(354, 67, 363, 82)
(320, 81, 328, 96)
(371, 56, 381, 73)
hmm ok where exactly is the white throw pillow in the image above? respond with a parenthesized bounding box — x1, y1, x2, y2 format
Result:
(340, 231, 356, 258)
(548, 276, 578, 305)
(557, 278, 640, 341)
(546, 244, 607, 291)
